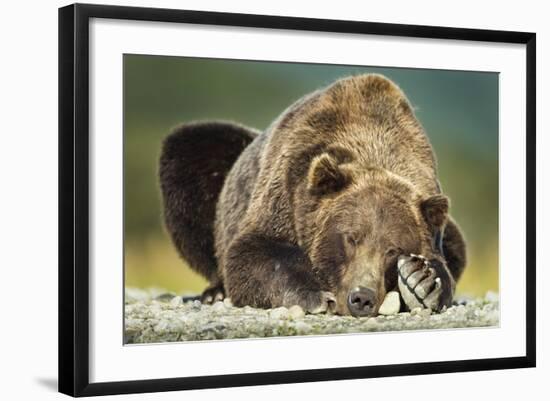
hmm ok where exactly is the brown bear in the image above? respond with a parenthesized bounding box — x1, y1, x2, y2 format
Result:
(159, 74, 467, 317)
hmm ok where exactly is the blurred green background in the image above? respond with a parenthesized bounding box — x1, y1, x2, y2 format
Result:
(124, 55, 498, 297)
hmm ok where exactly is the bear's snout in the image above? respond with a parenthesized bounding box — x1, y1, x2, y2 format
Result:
(347, 286, 378, 317)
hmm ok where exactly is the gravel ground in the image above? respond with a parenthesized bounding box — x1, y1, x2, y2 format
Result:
(124, 288, 499, 344)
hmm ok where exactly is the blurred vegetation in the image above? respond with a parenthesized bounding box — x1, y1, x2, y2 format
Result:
(124, 55, 499, 297)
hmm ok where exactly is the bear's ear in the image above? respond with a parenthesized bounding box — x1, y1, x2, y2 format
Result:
(420, 194, 449, 227)
(307, 153, 353, 196)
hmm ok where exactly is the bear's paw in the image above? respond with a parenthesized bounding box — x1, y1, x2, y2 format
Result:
(397, 254, 454, 312)
(286, 290, 337, 315)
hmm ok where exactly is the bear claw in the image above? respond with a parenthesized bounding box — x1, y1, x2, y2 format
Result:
(296, 290, 337, 314)
(200, 284, 225, 304)
(315, 291, 337, 314)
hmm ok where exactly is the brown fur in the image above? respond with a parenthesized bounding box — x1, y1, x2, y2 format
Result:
(160, 74, 467, 315)
(159, 121, 258, 293)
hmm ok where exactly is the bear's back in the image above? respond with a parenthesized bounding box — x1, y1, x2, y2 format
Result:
(215, 74, 440, 256)
(264, 74, 439, 196)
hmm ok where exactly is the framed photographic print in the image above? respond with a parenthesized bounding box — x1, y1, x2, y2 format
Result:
(58, 3, 536, 397)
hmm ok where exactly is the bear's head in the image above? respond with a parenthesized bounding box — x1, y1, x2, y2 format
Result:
(300, 150, 448, 316)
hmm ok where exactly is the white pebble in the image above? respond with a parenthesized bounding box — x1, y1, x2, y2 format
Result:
(223, 298, 233, 307)
(269, 307, 289, 320)
(485, 291, 499, 303)
(378, 291, 401, 315)
(411, 307, 432, 317)
(154, 320, 169, 332)
(212, 301, 225, 312)
(288, 305, 305, 319)
(293, 321, 311, 333)
(169, 296, 183, 307)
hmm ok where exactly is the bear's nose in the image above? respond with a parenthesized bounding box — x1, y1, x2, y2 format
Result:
(347, 287, 377, 317)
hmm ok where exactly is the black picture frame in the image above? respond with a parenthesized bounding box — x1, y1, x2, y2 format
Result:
(58, 3, 536, 397)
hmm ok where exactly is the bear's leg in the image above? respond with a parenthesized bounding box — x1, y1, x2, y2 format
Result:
(222, 233, 336, 313)
(442, 217, 467, 282)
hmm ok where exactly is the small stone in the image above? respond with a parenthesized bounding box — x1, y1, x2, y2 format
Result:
(155, 293, 176, 302)
(399, 312, 411, 318)
(125, 288, 150, 303)
(169, 296, 183, 307)
(149, 302, 162, 313)
(454, 297, 469, 306)
(154, 320, 169, 332)
(288, 305, 305, 319)
(293, 321, 311, 334)
(223, 297, 233, 307)
(485, 291, 499, 303)
(269, 306, 289, 320)
(410, 307, 423, 316)
(411, 307, 431, 317)
(212, 301, 225, 312)
(378, 291, 401, 315)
